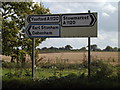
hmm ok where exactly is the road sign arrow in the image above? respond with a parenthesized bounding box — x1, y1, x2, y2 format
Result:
(26, 24, 60, 38)
(27, 25, 32, 35)
(61, 13, 97, 27)
(90, 14, 96, 26)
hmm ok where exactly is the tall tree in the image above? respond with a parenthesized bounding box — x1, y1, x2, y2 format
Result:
(103, 46, 113, 51)
(79, 47, 86, 51)
(65, 45, 73, 50)
(2, 2, 50, 63)
(90, 44, 97, 51)
(118, 48, 120, 52)
(113, 47, 118, 51)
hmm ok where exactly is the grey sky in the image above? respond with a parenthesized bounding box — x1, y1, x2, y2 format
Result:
(33, 0, 119, 49)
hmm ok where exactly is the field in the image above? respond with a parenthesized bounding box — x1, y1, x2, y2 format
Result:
(38, 51, 119, 65)
(1, 51, 120, 89)
(2, 51, 119, 65)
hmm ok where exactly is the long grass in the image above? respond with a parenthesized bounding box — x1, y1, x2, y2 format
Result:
(1, 52, 120, 89)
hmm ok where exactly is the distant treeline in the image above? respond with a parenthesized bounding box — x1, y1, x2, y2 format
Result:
(38, 44, 120, 52)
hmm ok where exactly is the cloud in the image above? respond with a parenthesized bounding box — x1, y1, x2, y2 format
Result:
(38, 30, 118, 49)
(102, 3, 117, 14)
(111, 38, 118, 45)
(47, 2, 118, 32)
(34, 1, 118, 49)
(47, 2, 103, 14)
(102, 12, 110, 17)
(40, 0, 119, 2)
(49, 3, 73, 13)
(38, 38, 88, 49)
(91, 30, 118, 49)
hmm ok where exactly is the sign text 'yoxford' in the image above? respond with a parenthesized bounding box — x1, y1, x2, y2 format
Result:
(27, 15, 60, 23)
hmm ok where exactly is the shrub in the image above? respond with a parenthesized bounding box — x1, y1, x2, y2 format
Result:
(91, 60, 113, 78)
(4, 72, 14, 78)
(2, 62, 18, 68)
(82, 60, 88, 68)
(2, 62, 31, 68)
(117, 69, 120, 81)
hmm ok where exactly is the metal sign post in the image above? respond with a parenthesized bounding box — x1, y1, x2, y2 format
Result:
(32, 38, 35, 79)
(88, 37, 91, 77)
(88, 10, 91, 77)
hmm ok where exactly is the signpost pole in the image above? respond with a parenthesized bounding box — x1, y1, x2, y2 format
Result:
(32, 38, 35, 79)
(88, 10, 91, 77)
(88, 37, 91, 77)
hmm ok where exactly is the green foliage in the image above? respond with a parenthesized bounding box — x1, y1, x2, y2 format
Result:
(3, 68, 31, 79)
(2, 72, 120, 88)
(91, 60, 113, 78)
(103, 46, 114, 51)
(64, 45, 73, 50)
(79, 47, 86, 51)
(4, 72, 14, 78)
(24, 69, 31, 77)
(2, 61, 120, 89)
(2, 2, 50, 62)
(2, 62, 21, 68)
(2, 61, 31, 68)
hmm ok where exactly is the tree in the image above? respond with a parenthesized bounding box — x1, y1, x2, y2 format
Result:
(59, 47, 65, 50)
(91, 44, 97, 51)
(86, 44, 101, 51)
(65, 45, 73, 50)
(49, 46, 58, 50)
(79, 47, 86, 51)
(113, 47, 118, 51)
(103, 46, 113, 51)
(41, 47, 47, 50)
(2, 2, 50, 63)
(118, 48, 120, 52)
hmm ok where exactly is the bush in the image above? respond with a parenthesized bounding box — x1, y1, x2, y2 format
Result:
(4, 72, 14, 78)
(3, 68, 31, 79)
(2, 62, 31, 68)
(2, 62, 17, 68)
(91, 60, 113, 78)
(3, 72, 120, 88)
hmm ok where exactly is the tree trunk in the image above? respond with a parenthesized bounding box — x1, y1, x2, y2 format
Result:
(22, 54, 26, 67)
(11, 56, 15, 63)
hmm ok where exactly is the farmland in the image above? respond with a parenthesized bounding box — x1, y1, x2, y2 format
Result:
(2, 51, 119, 65)
(38, 51, 119, 64)
(1, 51, 120, 89)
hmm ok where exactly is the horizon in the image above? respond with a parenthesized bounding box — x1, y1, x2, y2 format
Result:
(32, 0, 119, 49)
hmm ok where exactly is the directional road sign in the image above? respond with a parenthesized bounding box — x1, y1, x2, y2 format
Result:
(61, 13, 97, 37)
(61, 13, 96, 27)
(26, 24, 60, 37)
(27, 15, 60, 23)
(26, 12, 97, 37)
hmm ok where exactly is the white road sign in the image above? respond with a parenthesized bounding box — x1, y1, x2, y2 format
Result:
(26, 24, 60, 37)
(61, 13, 97, 37)
(26, 12, 97, 37)
(27, 15, 60, 23)
(62, 13, 96, 27)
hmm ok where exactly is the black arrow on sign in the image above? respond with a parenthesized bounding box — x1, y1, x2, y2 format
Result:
(27, 15, 31, 23)
(90, 14, 96, 26)
(61, 13, 97, 27)
(27, 25, 32, 36)
(28, 25, 32, 35)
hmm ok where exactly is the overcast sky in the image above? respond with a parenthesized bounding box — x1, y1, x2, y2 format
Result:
(33, 0, 119, 49)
